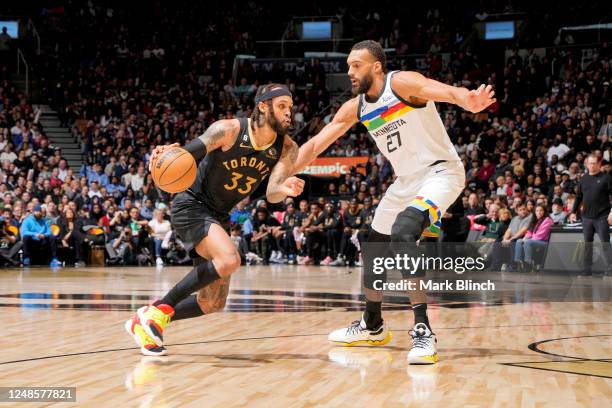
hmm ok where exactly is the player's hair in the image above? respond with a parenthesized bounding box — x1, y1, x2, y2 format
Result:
(351, 40, 387, 72)
(251, 83, 287, 130)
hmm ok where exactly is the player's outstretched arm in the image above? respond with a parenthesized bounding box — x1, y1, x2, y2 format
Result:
(266, 135, 305, 203)
(392, 71, 496, 113)
(148, 119, 239, 172)
(292, 97, 360, 174)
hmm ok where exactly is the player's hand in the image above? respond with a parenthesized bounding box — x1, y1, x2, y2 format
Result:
(568, 213, 577, 223)
(149, 143, 179, 172)
(463, 84, 496, 113)
(282, 176, 305, 197)
(607, 212, 612, 226)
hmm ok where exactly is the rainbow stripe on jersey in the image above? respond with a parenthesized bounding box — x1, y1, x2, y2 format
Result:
(360, 100, 415, 132)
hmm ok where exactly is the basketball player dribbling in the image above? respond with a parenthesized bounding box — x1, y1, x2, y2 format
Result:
(289, 40, 495, 364)
(125, 84, 305, 355)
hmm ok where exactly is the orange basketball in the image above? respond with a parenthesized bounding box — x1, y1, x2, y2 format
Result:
(151, 147, 197, 193)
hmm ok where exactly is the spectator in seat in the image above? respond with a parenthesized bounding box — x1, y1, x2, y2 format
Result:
(20, 204, 61, 267)
(486, 208, 513, 271)
(277, 202, 298, 264)
(301, 202, 325, 265)
(107, 226, 137, 265)
(147, 208, 171, 266)
(332, 198, 362, 266)
(128, 207, 150, 257)
(58, 207, 87, 267)
(358, 196, 375, 243)
(140, 198, 155, 221)
(465, 192, 485, 216)
(501, 203, 534, 271)
(0, 214, 22, 266)
(251, 208, 280, 264)
(321, 202, 341, 266)
(474, 204, 504, 242)
(550, 198, 567, 224)
(514, 205, 553, 272)
(230, 224, 249, 265)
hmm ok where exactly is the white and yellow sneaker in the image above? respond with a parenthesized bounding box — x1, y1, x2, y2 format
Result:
(407, 323, 438, 364)
(328, 316, 392, 346)
(124, 315, 167, 356)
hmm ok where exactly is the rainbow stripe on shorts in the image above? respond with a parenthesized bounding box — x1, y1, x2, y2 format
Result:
(408, 196, 442, 238)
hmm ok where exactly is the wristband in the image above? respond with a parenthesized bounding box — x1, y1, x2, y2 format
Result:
(184, 138, 207, 161)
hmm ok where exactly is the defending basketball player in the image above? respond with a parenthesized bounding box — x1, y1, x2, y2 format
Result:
(125, 84, 305, 356)
(279, 41, 495, 364)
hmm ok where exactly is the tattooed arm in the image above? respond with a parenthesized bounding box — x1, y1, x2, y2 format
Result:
(266, 135, 305, 203)
(148, 119, 240, 171)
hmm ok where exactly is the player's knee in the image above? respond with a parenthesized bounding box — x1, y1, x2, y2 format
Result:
(391, 207, 429, 243)
(215, 251, 241, 276)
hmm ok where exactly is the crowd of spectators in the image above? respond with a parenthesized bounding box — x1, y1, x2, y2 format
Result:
(0, 1, 610, 268)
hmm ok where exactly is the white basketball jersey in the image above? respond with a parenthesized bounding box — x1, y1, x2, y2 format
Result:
(358, 70, 461, 176)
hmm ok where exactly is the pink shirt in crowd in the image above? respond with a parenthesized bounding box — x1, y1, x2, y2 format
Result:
(524, 217, 553, 241)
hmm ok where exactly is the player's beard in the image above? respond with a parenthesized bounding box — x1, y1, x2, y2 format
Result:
(352, 73, 374, 96)
(267, 107, 289, 137)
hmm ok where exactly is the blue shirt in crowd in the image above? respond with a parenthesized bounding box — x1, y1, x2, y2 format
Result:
(20, 214, 51, 239)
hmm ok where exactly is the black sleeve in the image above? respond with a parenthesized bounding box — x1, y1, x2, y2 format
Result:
(267, 216, 280, 227)
(473, 215, 489, 225)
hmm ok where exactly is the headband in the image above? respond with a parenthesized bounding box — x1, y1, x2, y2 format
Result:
(255, 87, 292, 104)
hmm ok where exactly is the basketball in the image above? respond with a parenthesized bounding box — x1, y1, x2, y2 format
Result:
(151, 147, 197, 193)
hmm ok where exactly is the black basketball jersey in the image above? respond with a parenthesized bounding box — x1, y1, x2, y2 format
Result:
(187, 118, 284, 214)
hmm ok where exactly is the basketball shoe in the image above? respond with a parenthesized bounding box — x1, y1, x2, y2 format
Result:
(328, 316, 392, 346)
(124, 315, 167, 356)
(137, 304, 174, 346)
(407, 323, 438, 364)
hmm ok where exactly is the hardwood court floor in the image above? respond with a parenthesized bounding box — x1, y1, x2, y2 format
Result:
(0, 265, 610, 407)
